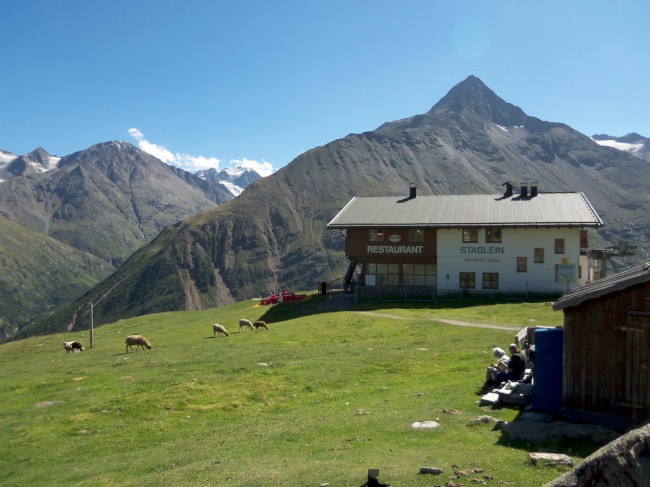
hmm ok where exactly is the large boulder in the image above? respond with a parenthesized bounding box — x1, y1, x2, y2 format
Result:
(544, 423, 650, 486)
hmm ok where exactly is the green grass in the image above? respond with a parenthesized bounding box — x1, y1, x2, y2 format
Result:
(0, 295, 586, 486)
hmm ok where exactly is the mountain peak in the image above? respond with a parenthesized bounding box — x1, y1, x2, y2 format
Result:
(440, 74, 487, 98)
(376, 75, 527, 132)
(431, 75, 527, 126)
(25, 147, 54, 165)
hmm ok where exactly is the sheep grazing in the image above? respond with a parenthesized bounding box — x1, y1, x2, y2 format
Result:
(212, 323, 229, 337)
(239, 319, 254, 332)
(63, 341, 84, 353)
(253, 320, 268, 331)
(125, 334, 152, 352)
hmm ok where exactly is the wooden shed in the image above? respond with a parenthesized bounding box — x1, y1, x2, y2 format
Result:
(553, 263, 650, 426)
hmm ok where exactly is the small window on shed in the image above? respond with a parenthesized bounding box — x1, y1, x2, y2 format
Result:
(534, 248, 544, 263)
(486, 227, 502, 243)
(554, 238, 565, 254)
(369, 229, 384, 242)
(462, 228, 478, 243)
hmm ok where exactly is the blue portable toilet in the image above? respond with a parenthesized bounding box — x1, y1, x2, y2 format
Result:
(532, 328, 563, 413)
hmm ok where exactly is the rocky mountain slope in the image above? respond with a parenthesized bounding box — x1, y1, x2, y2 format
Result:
(22, 75, 650, 338)
(0, 141, 234, 264)
(0, 214, 114, 337)
(0, 142, 234, 337)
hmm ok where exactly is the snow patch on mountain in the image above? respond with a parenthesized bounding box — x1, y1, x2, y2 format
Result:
(0, 150, 17, 164)
(195, 166, 262, 197)
(219, 180, 245, 196)
(0, 151, 17, 182)
(40, 155, 61, 171)
(0, 148, 61, 182)
(592, 138, 644, 153)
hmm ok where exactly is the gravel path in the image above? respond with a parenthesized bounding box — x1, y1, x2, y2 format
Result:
(355, 311, 521, 331)
(321, 293, 522, 331)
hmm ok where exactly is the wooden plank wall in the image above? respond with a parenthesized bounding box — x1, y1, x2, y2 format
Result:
(562, 281, 650, 424)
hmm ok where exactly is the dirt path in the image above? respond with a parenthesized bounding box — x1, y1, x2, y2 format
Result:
(355, 311, 521, 331)
(320, 294, 522, 331)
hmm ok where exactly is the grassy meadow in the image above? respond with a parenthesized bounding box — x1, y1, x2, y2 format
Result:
(0, 294, 589, 486)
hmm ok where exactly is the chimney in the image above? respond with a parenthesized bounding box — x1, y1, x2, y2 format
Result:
(519, 181, 528, 198)
(530, 181, 538, 197)
(502, 181, 513, 198)
(409, 183, 417, 199)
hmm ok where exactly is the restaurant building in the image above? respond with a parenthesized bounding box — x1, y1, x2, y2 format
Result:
(327, 184, 604, 298)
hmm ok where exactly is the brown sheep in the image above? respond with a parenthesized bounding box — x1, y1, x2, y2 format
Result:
(125, 334, 152, 352)
(254, 320, 268, 331)
(212, 323, 229, 337)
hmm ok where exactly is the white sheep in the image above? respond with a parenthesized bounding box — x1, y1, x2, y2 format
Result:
(63, 341, 73, 353)
(253, 320, 268, 331)
(212, 323, 229, 337)
(125, 334, 152, 352)
(239, 319, 254, 332)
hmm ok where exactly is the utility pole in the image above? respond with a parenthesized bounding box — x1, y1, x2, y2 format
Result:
(89, 301, 94, 348)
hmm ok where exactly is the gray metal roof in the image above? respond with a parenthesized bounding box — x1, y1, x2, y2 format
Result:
(327, 193, 604, 229)
(552, 263, 650, 310)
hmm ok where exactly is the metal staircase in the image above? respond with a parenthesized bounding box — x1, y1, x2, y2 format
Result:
(344, 261, 363, 292)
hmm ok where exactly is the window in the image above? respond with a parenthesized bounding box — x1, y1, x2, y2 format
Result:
(369, 229, 384, 242)
(516, 257, 528, 273)
(554, 238, 565, 254)
(408, 228, 424, 242)
(486, 227, 502, 243)
(403, 264, 437, 286)
(482, 273, 499, 289)
(459, 272, 476, 289)
(366, 263, 398, 285)
(534, 248, 544, 263)
(556, 264, 575, 283)
(462, 228, 478, 243)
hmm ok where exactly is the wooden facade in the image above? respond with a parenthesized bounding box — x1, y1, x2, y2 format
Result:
(554, 264, 650, 426)
(345, 227, 437, 263)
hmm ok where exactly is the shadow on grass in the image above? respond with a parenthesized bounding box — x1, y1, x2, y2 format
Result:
(491, 407, 613, 459)
(258, 291, 559, 325)
(203, 330, 252, 340)
(111, 351, 154, 356)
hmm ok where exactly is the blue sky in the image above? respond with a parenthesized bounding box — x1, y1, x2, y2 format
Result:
(2, 1, 648, 175)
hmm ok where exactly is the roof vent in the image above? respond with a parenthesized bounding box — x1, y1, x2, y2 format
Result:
(409, 184, 416, 199)
(530, 181, 538, 197)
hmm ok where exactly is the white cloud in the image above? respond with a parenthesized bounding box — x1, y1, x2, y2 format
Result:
(230, 158, 274, 177)
(128, 127, 274, 176)
(128, 128, 176, 164)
